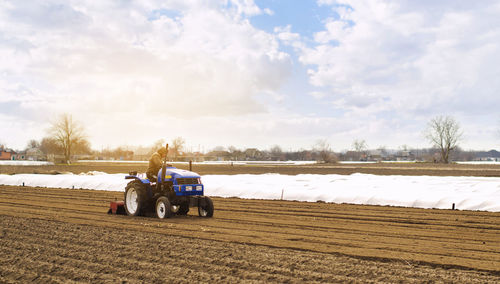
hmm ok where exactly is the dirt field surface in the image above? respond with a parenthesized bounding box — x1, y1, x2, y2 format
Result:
(1, 185, 499, 283)
(2, 161, 500, 177)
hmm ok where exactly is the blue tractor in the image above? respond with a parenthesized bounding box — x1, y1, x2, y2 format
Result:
(116, 145, 214, 219)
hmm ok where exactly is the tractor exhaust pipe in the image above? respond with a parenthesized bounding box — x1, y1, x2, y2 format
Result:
(161, 144, 169, 191)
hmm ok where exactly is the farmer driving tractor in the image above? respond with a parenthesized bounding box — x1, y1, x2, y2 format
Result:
(113, 142, 213, 219)
(146, 146, 168, 181)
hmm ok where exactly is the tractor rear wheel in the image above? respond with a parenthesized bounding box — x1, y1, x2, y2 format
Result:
(198, 196, 214, 217)
(124, 182, 145, 216)
(156, 196, 172, 219)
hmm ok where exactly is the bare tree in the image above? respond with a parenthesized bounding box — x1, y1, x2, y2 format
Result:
(73, 139, 92, 156)
(212, 146, 225, 152)
(314, 139, 337, 163)
(48, 114, 87, 164)
(425, 115, 462, 163)
(40, 137, 62, 155)
(227, 146, 243, 160)
(26, 139, 40, 149)
(171, 137, 185, 159)
(270, 145, 283, 160)
(227, 145, 238, 155)
(352, 139, 367, 153)
(148, 139, 166, 155)
(352, 139, 367, 160)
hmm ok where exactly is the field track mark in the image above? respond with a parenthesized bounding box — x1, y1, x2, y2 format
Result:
(2, 215, 500, 282)
(214, 207, 500, 234)
(209, 215, 500, 244)
(4, 185, 499, 227)
(2, 200, 498, 262)
(1, 237, 253, 283)
(3, 215, 500, 280)
(1, 185, 500, 273)
(3, 187, 499, 232)
(0, 216, 369, 283)
(1, 207, 499, 273)
(2, 194, 499, 261)
(0, 187, 117, 202)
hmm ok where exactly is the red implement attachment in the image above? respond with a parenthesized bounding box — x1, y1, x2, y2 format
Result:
(107, 201, 126, 215)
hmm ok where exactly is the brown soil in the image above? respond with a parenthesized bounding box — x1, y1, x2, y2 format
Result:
(1, 185, 499, 283)
(2, 161, 500, 177)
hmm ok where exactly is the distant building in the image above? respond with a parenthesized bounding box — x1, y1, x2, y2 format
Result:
(13, 151, 26, 161)
(395, 150, 415, 161)
(343, 151, 361, 161)
(205, 150, 230, 161)
(0, 146, 16, 160)
(367, 150, 383, 162)
(26, 148, 45, 161)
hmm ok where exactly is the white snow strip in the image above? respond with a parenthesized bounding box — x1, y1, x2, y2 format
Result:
(339, 161, 378, 164)
(0, 173, 129, 191)
(0, 161, 54, 166)
(457, 161, 500, 165)
(193, 161, 318, 165)
(77, 160, 148, 164)
(0, 173, 499, 212)
(77, 160, 318, 165)
(202, 174, 500, 212)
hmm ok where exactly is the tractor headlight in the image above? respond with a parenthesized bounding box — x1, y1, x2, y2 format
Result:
(185, 186, 192, 191)
(196, 185, 202, 191)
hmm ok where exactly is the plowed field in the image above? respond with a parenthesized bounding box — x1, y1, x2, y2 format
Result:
(1, 185, 499, 283)
(2, 161, 500, 177)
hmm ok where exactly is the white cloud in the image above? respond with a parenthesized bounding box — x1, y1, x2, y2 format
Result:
(226, 0, 264, 17)
(313, 18, 350, 44)
(301, 0, 500, 120)
(1, 0, 499, 151)
(263, 8, 274, 16)
(0, 0, 293, 148)
(274, 25, 300, 43)
(0, 1, 290, 109)
(309, 91, 326, 99)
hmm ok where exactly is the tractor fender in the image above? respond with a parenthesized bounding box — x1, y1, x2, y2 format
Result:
(125, 175, 150, 184)
(125, 176, 153, 198)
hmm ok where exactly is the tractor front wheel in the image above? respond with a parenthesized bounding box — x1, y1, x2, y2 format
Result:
(198, 196, 214, 217)
(156, 196, 172, 219)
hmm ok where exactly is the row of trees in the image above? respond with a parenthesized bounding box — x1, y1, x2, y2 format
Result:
(25, 114, 465, 164)
(149, 137, 186, 158)
(25, 114, 188, 163)
(205, 141, 338, 163)
(344, 116, 462, 163)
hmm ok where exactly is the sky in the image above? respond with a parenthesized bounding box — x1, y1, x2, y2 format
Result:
(1, 0, 500, 152)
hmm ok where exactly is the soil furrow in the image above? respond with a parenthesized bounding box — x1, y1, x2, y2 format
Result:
(1, 195, 499, 267)
(1, 184, 500, 282)
(1, 217, 366, 283)
(3, 202, 496, 266)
